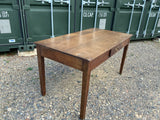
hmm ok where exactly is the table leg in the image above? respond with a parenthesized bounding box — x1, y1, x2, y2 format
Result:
(80, 68, 91, 119)
(37, 47, 46, 96)
(119, 44, 129, 75)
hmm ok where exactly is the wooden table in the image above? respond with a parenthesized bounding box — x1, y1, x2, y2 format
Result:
(35, 28, 132, 119)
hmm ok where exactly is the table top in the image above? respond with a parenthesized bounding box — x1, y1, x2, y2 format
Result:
(35, 28, 132, 61)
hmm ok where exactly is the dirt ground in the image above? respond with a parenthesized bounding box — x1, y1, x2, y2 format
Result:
(0, 41, 160, 120)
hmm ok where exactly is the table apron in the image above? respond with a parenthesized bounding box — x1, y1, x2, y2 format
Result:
(38, 45, 84, 71)
(37, 38, 129, 72)
(89, 39, 130, 71)
(89, 51, 110, 71)
(110, 39, 130, 57)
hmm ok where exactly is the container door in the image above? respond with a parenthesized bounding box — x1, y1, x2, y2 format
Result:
(0, 0, 24, 52)
(113, 0, 147, 40)
(143, 0, 160, 39)
(75, 0, 115, 32)
(23, 0, 75, 44)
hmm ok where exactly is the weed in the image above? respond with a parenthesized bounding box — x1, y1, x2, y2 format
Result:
(4, 60, 9, 63)
(26, 67, 33, 71)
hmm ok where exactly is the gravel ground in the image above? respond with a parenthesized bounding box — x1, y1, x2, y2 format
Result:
(0, 41, 160, 120)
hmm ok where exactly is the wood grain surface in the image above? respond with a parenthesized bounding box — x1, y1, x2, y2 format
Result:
(35, 28, 132, 61)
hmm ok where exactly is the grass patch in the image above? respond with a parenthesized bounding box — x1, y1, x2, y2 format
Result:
(26, 67, 33, 71)
(4, 60, 9, 63)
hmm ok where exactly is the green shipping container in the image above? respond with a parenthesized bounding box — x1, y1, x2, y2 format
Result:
(75, 0, 115, 32)
(1, 0, 160, 52)
(22, 0, 75, 45)
(0, 0, 25, 52)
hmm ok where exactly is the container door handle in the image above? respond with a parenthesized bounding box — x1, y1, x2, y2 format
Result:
(50, 0, 55, 37)
(124, 2, 134, 7)
(35, 0, 51, 4)
(54, 0, 69, 4)
(80, 0, 96, 31)
(94, 0, 109, 28)
(54, 0, 70, 34)
(125, 0, 136, 34)
(143, 1, 155, 37)
(136, 0, 146, 38)
(35, 0, 55, 37)
(135, 3, 144, 8)
(152, 6, 160, 37)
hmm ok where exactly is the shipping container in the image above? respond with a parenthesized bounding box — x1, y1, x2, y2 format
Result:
(1, 0, 160, 52)
(0, 0, 25, 52)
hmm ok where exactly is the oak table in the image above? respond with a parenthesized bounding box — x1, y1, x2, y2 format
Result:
(35, 28, 132, 119)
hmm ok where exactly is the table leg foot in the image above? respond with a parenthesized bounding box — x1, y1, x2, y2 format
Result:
(119, 45, 129, 75)
(41, 89, 46, 96)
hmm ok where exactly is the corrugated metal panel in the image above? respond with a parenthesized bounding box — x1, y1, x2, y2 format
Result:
(113, 0, 160, 40)
(113, 0, 146, 40)
(75, 0, 115, 32)
(23, 0, 75, 44)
